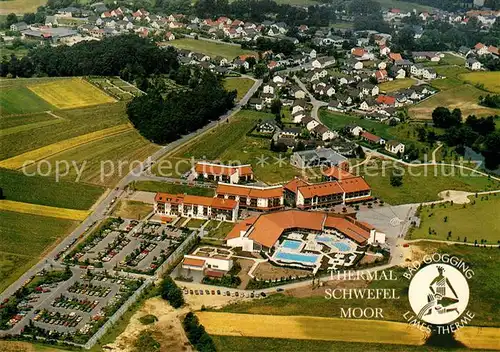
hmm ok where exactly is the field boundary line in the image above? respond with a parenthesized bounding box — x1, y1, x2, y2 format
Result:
(0, 119, 65, 137)
(0, 200, 89, 221)
(0, 123, 132, 170)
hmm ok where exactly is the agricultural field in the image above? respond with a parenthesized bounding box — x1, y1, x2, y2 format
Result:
(0, 85, 54, 115)
(373, 0, 434, 12)
(408, 85, 500, 120)
(0, 200, 89, 220)
(378, 78, 417, 92)
(132, 181, 215, 197)
(111, 200, 152, 220)
(0, 210, 78, 293)
(212, 336, 478, 352)
(320, 110, 394, 139)
(0, 0, 47, 14)
(0, 168, 104, 210)
(359, 161, 500, 205)
(198, 312, 427, 345)
(410, 194, 500, 244)
(430, 66, 470, 91)
(87, 76, 144, 101)
(168, 38, 257, 60)
(224, 77, 255, 101)
(459, 71, 500, 93)
(27, 78, 116, 109)
(0, 123, 131, 170)
(219, 242, 500, 327)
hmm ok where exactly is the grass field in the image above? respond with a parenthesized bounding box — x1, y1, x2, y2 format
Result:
(459, 71, 500, 94)
(186, 218, 206, 228)
(206, 221, 234, 239)
(0, 115, 65, 137)
(163, 110, 322, 183)
(168, 38, 256, 60)
(0, 200, 89, 220)
(410, 194, 500, 244)
(0, 210, 77, 293)
(224, 78, 254, 101)
(0, 0, 47, 14)
(0, 168, 104, 210)
(359, 161, 500, 205)
(197, 312, 427, 345)
(111, 200, 152, 220)
(132, 181, 215, 197)
(219, 242, 499, 327)
(27, 78, 116, 109)
(409, 85, 500, 120)
(430, 66, 470, 91)
(378, 78, 417, 92)
(373, 0, 434, 12)
(0, 123, 131, 169)
(211, 336, 479, 352)
(320, 110, 393, 138)
(0, 86, 54, 115)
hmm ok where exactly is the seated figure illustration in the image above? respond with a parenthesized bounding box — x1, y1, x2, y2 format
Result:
(418, 266, 460, 320)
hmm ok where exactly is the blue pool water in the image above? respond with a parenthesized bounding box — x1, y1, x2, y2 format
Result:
(274, 251, 319, 264)
(281, 240, 302, 250)
(332, 242, 351, 252)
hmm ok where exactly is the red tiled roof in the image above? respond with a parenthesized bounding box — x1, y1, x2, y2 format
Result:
(389, 53, 403, 61)
(211, 197, 238, 210)
(216, 183, 283, 199)
(183, 257, 205, 267)
(351, 48, 366, 57)
(225, 216, 258, 240)
(361, 131, 381, 142)
(195, 162, 253, 177)
(376, 95, 395, 105)
(284, 178, 310, 193)
(337, 177, 371, 193)
(298, 182, 344, 198)
(155, 193, 184, 204)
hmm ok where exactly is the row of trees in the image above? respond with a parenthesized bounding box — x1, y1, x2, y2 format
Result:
(183, 312, 217, 352)
(432, 107, 500, 169)
(0, 35, 179, 79)
(126, 69, 236, 144)
(160, 277, 184, 308)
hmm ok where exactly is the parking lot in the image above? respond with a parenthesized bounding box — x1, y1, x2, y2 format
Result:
(67, 218, 191, 275)
(2, 266, 143, 343)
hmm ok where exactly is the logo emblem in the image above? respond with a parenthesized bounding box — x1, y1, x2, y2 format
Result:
(408, 263, 469, 325)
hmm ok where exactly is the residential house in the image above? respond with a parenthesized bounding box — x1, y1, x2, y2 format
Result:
(192, 162, 254, 184)
(249, 98, 263, 111)
(165, 31, 175, 41)
(280, 127, 301, 138)
(361, 131, 386, 145)
(272, 74, 286, 85)
(344, 124, 363, 137)
(385, 140, 405, 155)
(10, 22, 28, 31)
(328, 100, 345, 112)
(312, 124, 337, 141)
(358, 82, 379, 96)
(466, 57, 482, 70)
(290, 148, 348, 169)
(376, 95, 396, 107)
(375, 69, 388, 83)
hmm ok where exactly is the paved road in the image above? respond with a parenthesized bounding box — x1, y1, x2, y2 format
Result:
(292, 75, 328, 121)
(0, 78, 262, 302)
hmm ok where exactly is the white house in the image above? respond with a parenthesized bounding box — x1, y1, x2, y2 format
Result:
(262, 83, 275, 94)
(182, 255, 233, 272)
(385, 140, 405, 155)
(306, 119, 320, 131)
(466, 58, 482, 71)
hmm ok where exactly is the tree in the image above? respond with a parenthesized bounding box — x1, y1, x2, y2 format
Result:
(270, 99, 282, 115)
(390, 173, 403, 187)
(432, 107, 461, 128)
(254, 63, 268, 79)
(160, 277, 184, 308)
(6, 13, 18, 27)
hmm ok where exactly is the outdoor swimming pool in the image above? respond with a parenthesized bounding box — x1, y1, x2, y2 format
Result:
(281, 240, 302, 250)
(316, 236, 351, 252)
(274, 251, 319, 264)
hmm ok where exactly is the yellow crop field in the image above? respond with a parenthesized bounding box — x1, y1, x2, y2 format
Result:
(0, 200, 89, 221)
(459, 71, 500, 93)
(0, 124, 131, 170)
(455, 327, 500, 350)
(28, 78, 116, 109)
(196, 312, 427, 345)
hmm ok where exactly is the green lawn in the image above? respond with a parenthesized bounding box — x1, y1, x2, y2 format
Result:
(186, 218, 207, 228)
(320, 110, 393, 139)
(0, 168, 104, 210)
(132, 180, 215, 197)
(359, 161, 500, 205)
(224, 78, 254, 101)
(0, 86, 54, 115)
(430, 66, 470, 91)
(0, 0, 47, 14)
(378, 78, 417, 92)
(168, 38, 256, 60)
(373, 0, 435, 12)
(211, 336, 475, 352)
(410, 194, 500, 244)
(218, 242, 499, 326)
(206, 222, 234, 239)
(409, 84, 500, 121)
(0, 210, 77, 293)
(0, 111, 55, 130)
